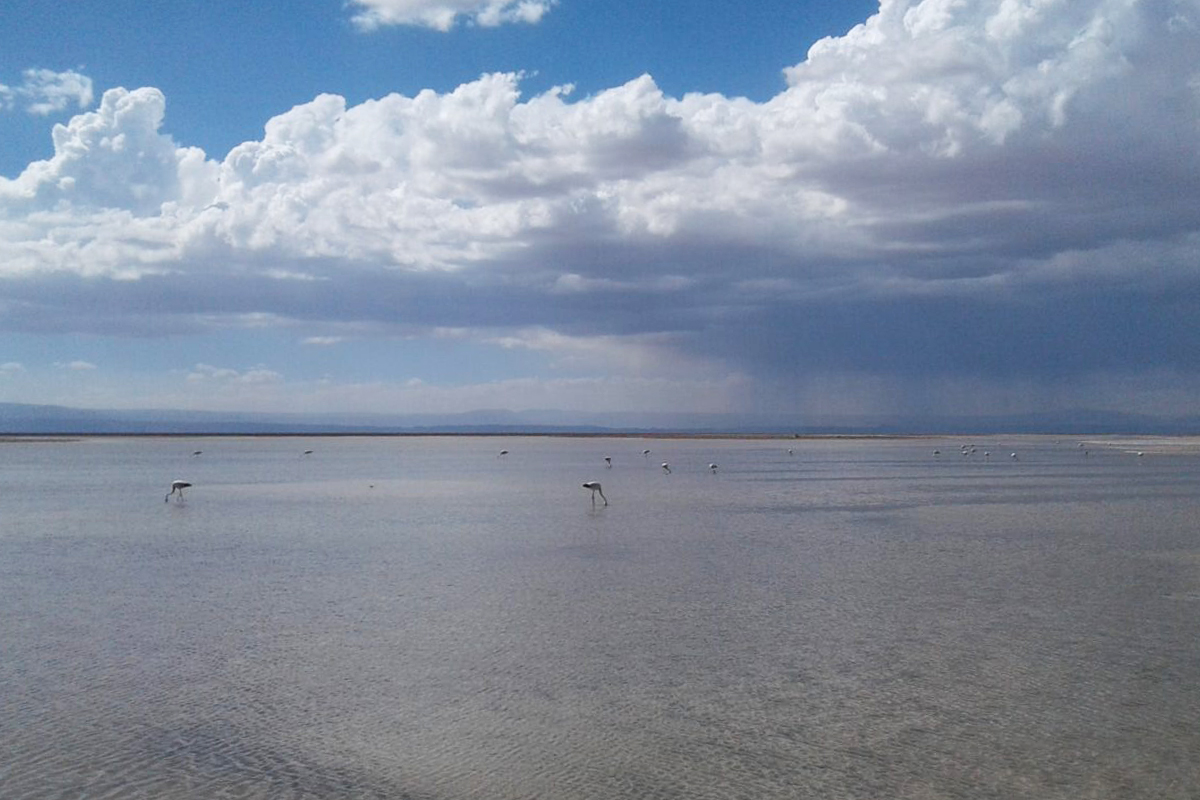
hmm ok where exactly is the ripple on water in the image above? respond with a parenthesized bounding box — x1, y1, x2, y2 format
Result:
(0, 713, 434, 800)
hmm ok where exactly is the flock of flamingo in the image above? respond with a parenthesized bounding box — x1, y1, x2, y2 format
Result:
(580, 452, 721, 506)
(166, 439, 1144, 507)
(164, 445, 726, 507)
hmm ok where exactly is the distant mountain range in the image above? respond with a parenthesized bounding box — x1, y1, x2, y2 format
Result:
(0, 402, 1197, 436)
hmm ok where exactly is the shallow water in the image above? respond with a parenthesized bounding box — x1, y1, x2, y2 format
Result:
(2, 435, 1198, 799)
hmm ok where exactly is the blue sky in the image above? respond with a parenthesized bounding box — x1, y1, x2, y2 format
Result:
(1, 0, 1199, 425)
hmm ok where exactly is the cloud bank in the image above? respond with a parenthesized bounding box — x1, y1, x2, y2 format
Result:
(1, 0, 1198, 420)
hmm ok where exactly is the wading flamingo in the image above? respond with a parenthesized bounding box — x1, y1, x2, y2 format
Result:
(582, 481, 607, 506)
(165, 480, 192, 502)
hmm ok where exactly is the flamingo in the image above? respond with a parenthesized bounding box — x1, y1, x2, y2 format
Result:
(708, 463, 718, 473)
(642, 449, 651, 457)
(165, 480, 192, 502)
(661, 462, 671, 474)
(604, 457, 612, 468)
(582, 481, 607, 506)
(498, 449, 509, 457)
(192, 450, 202, 457)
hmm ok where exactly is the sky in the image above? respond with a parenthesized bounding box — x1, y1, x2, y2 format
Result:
(1, 0, 1199, 425)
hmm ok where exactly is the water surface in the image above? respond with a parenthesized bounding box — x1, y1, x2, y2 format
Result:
(2, 435, 1198, 798)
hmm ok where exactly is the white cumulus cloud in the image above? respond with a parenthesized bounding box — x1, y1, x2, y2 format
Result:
(0, 85, 215, 218)
(348, 0, 555, 31)
(187, 364, 283, 384)
(0, 68, 94, 116)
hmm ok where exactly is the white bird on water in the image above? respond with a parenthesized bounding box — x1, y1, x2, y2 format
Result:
(709, 463, 718, 473)
(582, 481, 607, 506)
(165, 480, 192, 502)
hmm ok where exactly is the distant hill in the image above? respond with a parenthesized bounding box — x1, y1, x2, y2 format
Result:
(0, 402, 1197, 436)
